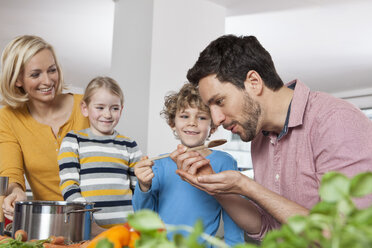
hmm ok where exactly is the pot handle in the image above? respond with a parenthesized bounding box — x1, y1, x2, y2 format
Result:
(64, 208, 101, 223)
(66, 208, 101, 214)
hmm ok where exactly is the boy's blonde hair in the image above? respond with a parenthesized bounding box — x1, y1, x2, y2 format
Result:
(0, 35, 64, 108)
(161, 82, 214, 128)
(82, 76, 124, 106)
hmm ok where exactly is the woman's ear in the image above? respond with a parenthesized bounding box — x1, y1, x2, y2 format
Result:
(15, 79, 23, 88)
(15, 73, 25, 88)
(81, 101, 89, 117)
(244, 70, 264, 96)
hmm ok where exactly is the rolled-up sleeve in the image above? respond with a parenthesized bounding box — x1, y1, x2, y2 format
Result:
(246, 200, 280, 241)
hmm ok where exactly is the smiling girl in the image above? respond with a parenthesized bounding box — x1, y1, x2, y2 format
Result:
(58, 76, 142, 232)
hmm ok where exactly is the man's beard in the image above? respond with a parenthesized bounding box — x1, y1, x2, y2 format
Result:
(232, 92, 261, 142)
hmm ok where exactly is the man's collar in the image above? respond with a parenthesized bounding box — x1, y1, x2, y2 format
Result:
(287, 79, 310, 128)
(262, 79, 310, 138)
(262, 97, 292, 140)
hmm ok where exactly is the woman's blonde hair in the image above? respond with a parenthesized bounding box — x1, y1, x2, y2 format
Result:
(0, 35, 64, 108)
(161, 82, 214, 128)
(82, 76, 124, 106)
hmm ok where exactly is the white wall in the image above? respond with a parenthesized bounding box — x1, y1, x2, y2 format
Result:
(147, 0, 226, 156)
(111, 0, 226, 155)
(110, 1, 154, 155)
(0, 0, 114, 89)
(225, 1, 372, 95)
(332, 87, 372, 109)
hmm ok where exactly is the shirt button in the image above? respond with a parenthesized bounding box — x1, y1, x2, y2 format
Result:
(270, 139, 275, 144)
(275, 174, 280, 181)
(56, 148, 59, 152)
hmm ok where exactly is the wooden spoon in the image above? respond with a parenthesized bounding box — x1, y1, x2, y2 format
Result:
(148, 139, 227, 161)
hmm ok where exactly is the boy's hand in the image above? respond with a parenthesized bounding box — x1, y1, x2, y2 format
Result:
(170, 144, 215, 177)
(134, 156, 154, 192)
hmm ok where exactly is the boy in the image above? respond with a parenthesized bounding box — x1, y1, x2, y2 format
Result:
(132, 83, 244, 246)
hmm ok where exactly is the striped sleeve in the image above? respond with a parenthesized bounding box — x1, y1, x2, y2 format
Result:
(58, 131, 84, 201)
(127, 140, 142, 190)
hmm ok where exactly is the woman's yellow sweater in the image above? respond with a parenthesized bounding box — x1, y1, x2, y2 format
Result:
(0, 94, 89, 200)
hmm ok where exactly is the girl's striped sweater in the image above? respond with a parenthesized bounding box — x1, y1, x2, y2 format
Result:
(58, 128, 142, 228)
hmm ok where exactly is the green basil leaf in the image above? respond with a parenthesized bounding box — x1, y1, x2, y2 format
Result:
(96, 238, 113, 248)
(340, 226, 370, 248)
(135, 238, 175, 248)
(185, 220, 204, 248)
(287, 215, 307, 234)
(350, 172, 372, 197)
(307, 213, 332, 235)
(310, 201, 335, 215)
(304, 227, 329, 247)
(350, 207, 372, 226)
(337, 197, 355, 216)
(261, 229, 284, 248)
(319, 172, 350, 202)
(128, 209, 165, 233)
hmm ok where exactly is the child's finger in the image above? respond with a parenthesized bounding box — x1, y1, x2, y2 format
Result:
(187, 158, 210, 175)
(175, 151, 204, 172)
(136, 158, 154, 168)
(169, 144, 187, 161)
(143, 170, 154, 181)
(138, 167, 154, 176)
(140, 155, 149, 161)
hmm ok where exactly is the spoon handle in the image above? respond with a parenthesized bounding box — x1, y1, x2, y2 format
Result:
(148, 153, 171, 161)
(148, 144, 207, 161)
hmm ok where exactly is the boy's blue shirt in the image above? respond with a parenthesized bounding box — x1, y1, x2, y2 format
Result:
(133, 149, 244, 246)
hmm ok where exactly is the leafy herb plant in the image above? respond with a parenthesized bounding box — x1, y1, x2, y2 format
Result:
(244, 171, 372, 248)
(128, 171, 372, 248)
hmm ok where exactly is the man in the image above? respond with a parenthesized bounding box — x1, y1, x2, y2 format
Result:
(170, 35, 372, 240)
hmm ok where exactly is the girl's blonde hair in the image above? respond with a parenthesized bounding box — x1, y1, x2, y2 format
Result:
(161, 82, 214, 128)
(0, 35, 65, 108)
(82, 76, 124, 106)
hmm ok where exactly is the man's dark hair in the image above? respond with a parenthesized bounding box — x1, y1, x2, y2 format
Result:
(187, 35, 283, 91)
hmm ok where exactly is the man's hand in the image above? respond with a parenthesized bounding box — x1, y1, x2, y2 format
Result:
(196, 162, 214, 176)
(134, 156, 154, 192)
(176, 170, 246, 195)
(169, 144, 250, 196)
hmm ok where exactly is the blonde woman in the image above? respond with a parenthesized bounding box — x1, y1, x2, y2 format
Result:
(0, 35, 89, 220)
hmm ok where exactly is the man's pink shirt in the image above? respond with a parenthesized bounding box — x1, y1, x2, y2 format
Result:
(250, 80, 372, 239)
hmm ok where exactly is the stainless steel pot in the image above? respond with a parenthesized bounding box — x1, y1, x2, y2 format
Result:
(13, 201, 99, 243)
(0, 176, 8, 236)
